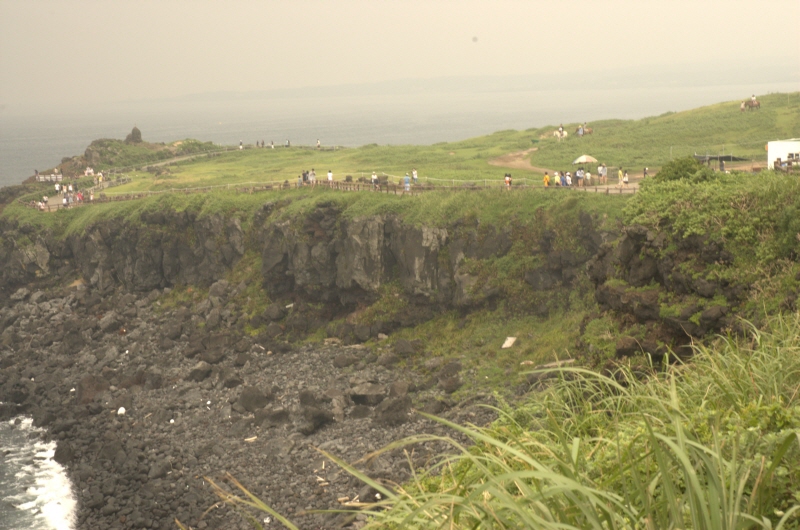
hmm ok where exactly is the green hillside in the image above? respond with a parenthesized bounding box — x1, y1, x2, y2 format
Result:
(530, 92, 800, 171)
(34, 92, 799, 193)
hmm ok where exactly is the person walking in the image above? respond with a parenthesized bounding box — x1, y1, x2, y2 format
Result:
(412, 168, 418, 185)
(504, 173, 511, 189)
(371, 171, 378, 190)
(327, 169, 333, 187)
(543, 172, 550, 187)
(622, 170, 629, 187)
(404, 173, 411, 192)
(617, 167, 623, 187)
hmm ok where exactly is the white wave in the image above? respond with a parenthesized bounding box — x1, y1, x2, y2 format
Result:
(1, 417, 77, 530)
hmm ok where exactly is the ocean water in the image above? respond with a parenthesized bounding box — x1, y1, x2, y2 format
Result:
(0, 417, 77, 530)
(2, 79, 797, 188)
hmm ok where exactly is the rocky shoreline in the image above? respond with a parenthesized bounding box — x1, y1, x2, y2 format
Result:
(0, 282, 496, 530)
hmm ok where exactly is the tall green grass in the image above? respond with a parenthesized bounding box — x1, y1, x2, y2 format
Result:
(205, 313, 800, 529)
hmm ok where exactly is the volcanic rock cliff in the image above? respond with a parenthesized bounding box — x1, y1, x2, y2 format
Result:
(0, 197, 763, 529)
(1, 200, 752, 357)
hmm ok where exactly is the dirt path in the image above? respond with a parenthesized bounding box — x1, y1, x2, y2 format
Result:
(488, 147, 553, 173)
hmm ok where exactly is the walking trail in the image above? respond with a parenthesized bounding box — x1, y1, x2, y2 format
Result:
(488, 147, 554, 173)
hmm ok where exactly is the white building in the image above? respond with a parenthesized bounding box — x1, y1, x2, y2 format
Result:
(767, 139, 800, 170)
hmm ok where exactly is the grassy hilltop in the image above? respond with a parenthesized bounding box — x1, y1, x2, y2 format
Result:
(34, 91, 799, 194)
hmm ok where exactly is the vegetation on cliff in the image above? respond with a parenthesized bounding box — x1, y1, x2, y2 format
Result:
(318, 313, 800, 529)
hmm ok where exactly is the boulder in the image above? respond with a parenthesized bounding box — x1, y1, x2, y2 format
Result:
(354, 324, 371, 342)
(53, 442, 74, 465)
(238, 386, 271, 412)
(186, 361, 212, 382)
(333, 353, 359, 368)
(694, 278, 718, 298)
(234, 352, 251, 367)
(264, 322, 283, 338)
(262, 303, 286, 322)
(10, 288, 30, 301)
(377, 352, 399, 367)
(206, 308, 221, 329)
(200, 348, 226, 365)
(299, 389, 319, 407)
(98, 311, 120, 333)
(298, 406, 334, 435)
(350, 383, 385, 406)
(438, 376, 462, 394)
(76, 374, 109, 404)
(388, 381, 409, 397)
(700, 305, 728, 328)
(255, 407, 291, 427)
(436, 361, 462, 379)
(393, 339, 417, 357)
(349, 405, 372, 419)
(222, 372, 243, 389)
(163, 321, 183, 341)
(208, 279, 230, 299)
(30, 291, 47, 304)
(373, 396, 412, 426)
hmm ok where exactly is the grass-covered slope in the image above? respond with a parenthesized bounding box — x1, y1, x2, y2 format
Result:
(13, 93, 799, 195)
(530, 92, 800, 172)
(336, 313, 800, 530)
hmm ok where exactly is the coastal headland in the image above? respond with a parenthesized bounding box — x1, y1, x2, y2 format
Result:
(1, 95, 799, 529)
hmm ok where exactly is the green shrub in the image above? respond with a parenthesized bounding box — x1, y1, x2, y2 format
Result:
(654, 156, 705, 182)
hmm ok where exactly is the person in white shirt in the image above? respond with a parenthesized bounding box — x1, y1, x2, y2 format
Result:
(327, 170, 333, 187)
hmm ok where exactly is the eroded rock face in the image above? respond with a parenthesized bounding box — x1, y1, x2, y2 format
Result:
(0, 196, 742, 369)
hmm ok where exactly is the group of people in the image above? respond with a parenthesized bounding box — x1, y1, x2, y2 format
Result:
(297, 168, 337, 187)
(298, 168, 319, 187)
(36, 181, 93, 210)
(249, 139, 323, 149)
(541, 164, 635, 188)
(371, 169, 418, 190)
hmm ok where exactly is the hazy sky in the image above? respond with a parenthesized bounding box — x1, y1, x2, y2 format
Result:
(1, 0, 798, 112)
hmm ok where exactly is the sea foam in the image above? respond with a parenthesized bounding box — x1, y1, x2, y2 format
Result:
(0, 417, 77, 530)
